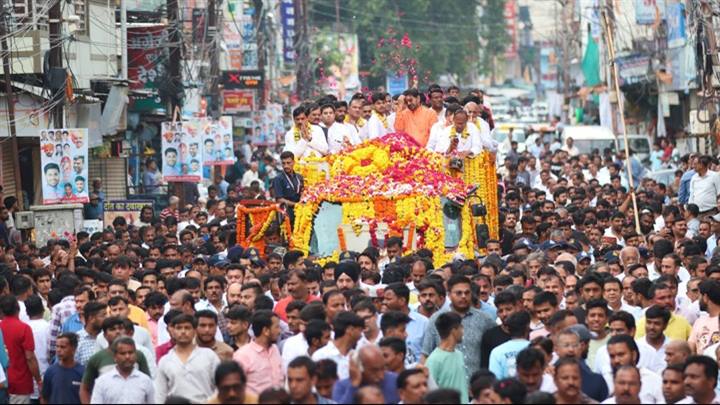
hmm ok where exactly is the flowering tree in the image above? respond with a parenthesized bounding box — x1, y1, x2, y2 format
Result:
(370, 30, 430, 86)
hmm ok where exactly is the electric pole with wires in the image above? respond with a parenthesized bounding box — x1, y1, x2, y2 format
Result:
(0, 0, 22, 200)
(48, 0, 64, 127)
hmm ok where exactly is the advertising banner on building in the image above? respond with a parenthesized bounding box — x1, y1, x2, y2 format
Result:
(128, 26, 166, 112)
(201, 116, 235, 165)
(103, 200, 154, 227)
(223, 89, 255, 113)
(667, 2, 686, 48)
(635, 0, 666, 25)
(280, 0, 296, 63)
(222, 70, 264, 89)
(313, 31, 360, 100)
(616, 54, 651, 86)
(240, 104, 283, 146)
(161, 121, 203, 182)
(240, 2, 258, 69)
(40, 128, 89, 204)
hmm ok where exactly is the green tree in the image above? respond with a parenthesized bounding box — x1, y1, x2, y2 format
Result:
(308, 0, 482, 88)
(479, 0, 509, 84)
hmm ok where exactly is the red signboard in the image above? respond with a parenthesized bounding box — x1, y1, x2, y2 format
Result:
(128, 25, 166, 112)
(223, 90, 255, 113)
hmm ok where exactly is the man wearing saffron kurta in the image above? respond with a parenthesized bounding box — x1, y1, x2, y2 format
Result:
(394, 88, 437, 147)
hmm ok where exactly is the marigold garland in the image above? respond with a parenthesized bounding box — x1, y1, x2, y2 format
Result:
(337, 227, 347, 251)
(344, 115, 366, 128)
(450, 125, 470, 140)
(250, 210, 275, 243)
(236, 203, 290, 255)
(289, 133, 499, 265)
(374, 111, 389, 129)
(296, 156, 327, 187)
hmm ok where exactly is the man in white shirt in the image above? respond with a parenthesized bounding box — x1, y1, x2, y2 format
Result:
(426, 107, 456, 153)
(430, 109, 481, 157)
(344, 95, 368, 142)
(634, 306, 670, 374)
(689, 155, 720, 216)
(366, 92, 390, 140)
(320, 104, 359, 154)
(562, 137, 580, 157)
(155, 314, 219, 403)
(241, 162, 264, 190)
(683, 355, 720, 404)
(464, 101, 498, 152)
(601, 366, 643, 404)
(606, 334, 664, 403)
(283, 106, 328, 159)
(603, 212, 627, 247)
(594, 310, 655, 375)
(90, 337, 155, 404)
(311, 311, 364, 380)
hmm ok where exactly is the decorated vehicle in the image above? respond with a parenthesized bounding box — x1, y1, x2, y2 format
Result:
(291, 132, 499, 266)
(235, 200, 293, 258)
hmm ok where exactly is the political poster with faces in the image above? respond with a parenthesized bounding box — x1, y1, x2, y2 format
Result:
(161, 121, 203, 182)
(39, 128, 89, 204)
(201, 116, 235, 166)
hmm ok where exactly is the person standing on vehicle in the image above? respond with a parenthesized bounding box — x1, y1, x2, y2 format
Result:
(689, 155, 720, 218)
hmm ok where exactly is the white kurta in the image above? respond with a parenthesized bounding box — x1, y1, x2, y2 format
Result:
(366, 112, 389, 140)
(327, 122, 360, 154)
(283, 125, 329, 158)
(470, 118, 498, 152)
(426, 121, 449, 152)
(344, 119, 369, 142)
(430, 125, 482, 155)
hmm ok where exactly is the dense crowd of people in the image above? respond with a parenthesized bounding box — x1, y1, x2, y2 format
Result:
(0, 85, 718, 404)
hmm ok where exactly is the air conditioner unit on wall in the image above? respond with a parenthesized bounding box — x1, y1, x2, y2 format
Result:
(14, 211, 34, 230)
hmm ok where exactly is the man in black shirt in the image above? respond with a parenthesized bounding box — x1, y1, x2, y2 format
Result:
(271, 151, 303, 227)
(480, 290, 520, 368)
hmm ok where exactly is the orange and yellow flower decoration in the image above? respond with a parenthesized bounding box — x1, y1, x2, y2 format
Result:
(291, 132, 499, 265)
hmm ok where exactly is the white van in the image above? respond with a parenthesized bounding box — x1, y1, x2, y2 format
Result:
(561, 126, 651, 164)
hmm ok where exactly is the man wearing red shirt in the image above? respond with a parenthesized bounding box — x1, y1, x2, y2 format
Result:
(0, 295, 42, 403)
(274, 270, 320, 321)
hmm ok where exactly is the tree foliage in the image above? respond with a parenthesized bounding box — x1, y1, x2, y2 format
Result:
(479, 0, 510, 77)
(308, 0, 482, 87)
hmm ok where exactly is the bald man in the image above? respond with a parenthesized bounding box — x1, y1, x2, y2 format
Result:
(620, 246, 641, 270)
(664, 340, 690, 365)
(464, 101, 497, 152)
(332, 345, 400, 404)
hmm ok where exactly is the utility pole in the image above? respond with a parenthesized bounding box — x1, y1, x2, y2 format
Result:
(120, 0, 128, 81)
(294, 0, 310, 100)
(0, 0, 22, 200)
(701, 0, 720, 155)
(48, 0, 63, 127)
(253, 0, 266, 107)
(207, 0, 219, 116)
(166, 0, 182, 114)
(560, 0, 569, 123)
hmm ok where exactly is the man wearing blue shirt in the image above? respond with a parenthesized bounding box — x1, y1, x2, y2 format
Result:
(42, 333, 84, 404)
(489, 310, 531, 379)
(678, 155, 697, 204)
(332, 345, 398, 404)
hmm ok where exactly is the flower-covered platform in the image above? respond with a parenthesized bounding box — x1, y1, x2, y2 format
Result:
(292, 132, 499, 265)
